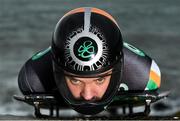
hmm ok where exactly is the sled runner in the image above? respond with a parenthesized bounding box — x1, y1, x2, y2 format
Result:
(13, 91, 170, 118)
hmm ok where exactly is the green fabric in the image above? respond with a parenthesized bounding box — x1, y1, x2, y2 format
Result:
(123, 42, 145, 57)
(32, 47, 51, 60)
(146, 79, 158, 90)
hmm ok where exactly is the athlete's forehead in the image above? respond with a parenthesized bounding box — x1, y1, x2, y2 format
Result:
(66, 76, 106, 83)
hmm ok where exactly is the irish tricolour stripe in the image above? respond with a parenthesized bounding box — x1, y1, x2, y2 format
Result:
(145, 60, 161, 90)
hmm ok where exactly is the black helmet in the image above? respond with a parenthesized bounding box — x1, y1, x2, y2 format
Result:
(51, 7, 123, 115)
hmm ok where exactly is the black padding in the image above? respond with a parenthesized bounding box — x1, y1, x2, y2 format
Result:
(121, 46, 152, 91)
(18, 50, 56, 94)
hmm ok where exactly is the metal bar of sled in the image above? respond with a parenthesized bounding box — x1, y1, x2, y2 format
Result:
(122, 106, 126, 114)
(56, 106, 59, 117)
(144, 99, 151, 115)
(34, 102, 42, 118)
(129, 105, 133, 114)
(50, 105, 54, 116)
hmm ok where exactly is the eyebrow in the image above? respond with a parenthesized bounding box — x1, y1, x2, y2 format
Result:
(67, 76, 106, 82)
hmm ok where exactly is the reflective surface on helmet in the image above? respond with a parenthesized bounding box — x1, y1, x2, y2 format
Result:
(52, 6, 123, 74)
(52, 7, 123, 115)
(65, 26, 107, 71)
(63, 7, 85, 18)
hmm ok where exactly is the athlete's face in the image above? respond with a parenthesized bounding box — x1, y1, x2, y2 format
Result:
(65, 70, 112, 101)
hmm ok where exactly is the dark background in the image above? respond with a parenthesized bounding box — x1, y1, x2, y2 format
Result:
(0, 0, 179, 116)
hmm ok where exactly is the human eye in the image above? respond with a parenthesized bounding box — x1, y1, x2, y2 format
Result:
(70, 79, 81, 85)
(96, 77, 105, 84)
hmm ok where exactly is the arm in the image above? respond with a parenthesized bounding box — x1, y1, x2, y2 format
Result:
(119, 42, 161, 92)
(18, 47, 54, 95)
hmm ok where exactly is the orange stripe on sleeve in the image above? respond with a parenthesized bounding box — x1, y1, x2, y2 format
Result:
(150, 70, 161, 87)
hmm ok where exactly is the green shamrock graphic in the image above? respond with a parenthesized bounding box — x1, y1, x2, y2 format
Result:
(78, 41, 95, 59)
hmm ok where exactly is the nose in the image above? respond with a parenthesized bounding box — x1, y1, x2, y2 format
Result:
(80, 85, 96, 101)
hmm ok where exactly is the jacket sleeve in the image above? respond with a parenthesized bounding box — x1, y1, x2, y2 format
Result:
(145, 60, 161, 90)
(17, 48, 53, 95)
(120, 42, 161, 92)
(18, 60, 46, 95)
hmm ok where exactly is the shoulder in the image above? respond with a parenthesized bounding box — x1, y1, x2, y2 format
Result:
(20, 47, 52, 75)
(120, 42, 161, 91)
(123, 42, 150, 59)
(18, 47, 56, 94)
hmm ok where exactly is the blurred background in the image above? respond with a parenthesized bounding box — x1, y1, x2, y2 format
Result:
(0, 0, 179, 117)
